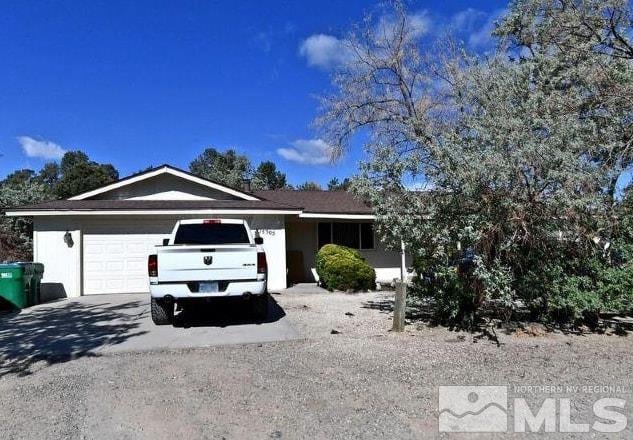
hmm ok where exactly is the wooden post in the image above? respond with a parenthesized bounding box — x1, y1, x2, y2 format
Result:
(392, 281, 407, 332)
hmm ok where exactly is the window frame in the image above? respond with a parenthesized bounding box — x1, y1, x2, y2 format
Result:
(316, 221, 375, 251)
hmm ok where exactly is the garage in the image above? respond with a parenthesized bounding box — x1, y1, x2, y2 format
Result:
(82, 219, 175, 294)
(83, 230, 165, 294)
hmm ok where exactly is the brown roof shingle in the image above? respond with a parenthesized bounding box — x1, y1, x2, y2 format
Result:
(7, 190, 373, 216)
(254, 190, 372, 215)
(6, 199, 300, 212)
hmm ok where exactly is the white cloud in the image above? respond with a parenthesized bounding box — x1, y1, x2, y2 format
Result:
(298, 34, 350, 69)
(300, 10, 431, 70)
(409, 11, 432, 37)
(449, 8, 505, 50)
(468, 17, 496, 49)
(451, 8, 487, 30)
(254, 31, 273, 53)
(17, 136, 67, 160)
(276, 138, 334, 165)
(378, 10, 431, 40)
(300, 8, 503, 71)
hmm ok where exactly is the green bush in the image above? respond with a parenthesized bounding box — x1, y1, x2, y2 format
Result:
(538, 257, 633, 323)
(315, 244, 375, 291)
(315, 243, 343, 278)
(412, 264, 473, 323)
(412, 255, 515, 326)
(411, 243, 633, 326)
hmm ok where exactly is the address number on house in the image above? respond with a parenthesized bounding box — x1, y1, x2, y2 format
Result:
(255, 229, 276, 236)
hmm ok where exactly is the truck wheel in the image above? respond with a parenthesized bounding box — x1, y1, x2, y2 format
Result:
(251, 294, 269, 321)
(151, 297, 173, 325)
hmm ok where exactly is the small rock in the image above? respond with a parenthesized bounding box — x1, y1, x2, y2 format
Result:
(331, 329, 341, 334)
(345, 312, 354, 317)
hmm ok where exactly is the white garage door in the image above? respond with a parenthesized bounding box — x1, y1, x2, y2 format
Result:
(83, 221, 173, 294)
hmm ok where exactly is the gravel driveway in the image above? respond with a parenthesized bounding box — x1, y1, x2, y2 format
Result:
(1, 287, 631, 439)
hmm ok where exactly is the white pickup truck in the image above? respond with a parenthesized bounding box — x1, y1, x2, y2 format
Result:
(148, 218, 268, 325)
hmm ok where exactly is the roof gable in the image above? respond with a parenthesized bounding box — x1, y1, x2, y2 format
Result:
(69, 165, 260, 201)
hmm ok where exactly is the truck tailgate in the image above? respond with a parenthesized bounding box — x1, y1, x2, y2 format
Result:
(156, 245, 257, 282)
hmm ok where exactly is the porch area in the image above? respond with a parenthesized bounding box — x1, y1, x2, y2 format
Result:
(284, 218, 407, 286)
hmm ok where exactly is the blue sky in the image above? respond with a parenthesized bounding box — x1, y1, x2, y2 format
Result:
(0, 0, 507, 185)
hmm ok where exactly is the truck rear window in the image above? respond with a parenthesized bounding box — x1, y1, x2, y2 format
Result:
(173, 223, 250, 245)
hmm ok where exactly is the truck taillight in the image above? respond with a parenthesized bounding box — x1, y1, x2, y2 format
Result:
(203, 219, 221, 224)
(257, 251, 267, 274)
(148, 254, 158, 277)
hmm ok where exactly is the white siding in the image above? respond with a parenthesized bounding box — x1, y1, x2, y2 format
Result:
(92, 174, 241, 201)
(243, 215, 287, 292)
(358, 248, 408, 284)
(33, 217, 82, 298)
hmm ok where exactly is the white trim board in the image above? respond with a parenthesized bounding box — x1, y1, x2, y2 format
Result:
(68, 166, 260, 201)
(5, 209, 303, 217)
(298, 213, 376, 220)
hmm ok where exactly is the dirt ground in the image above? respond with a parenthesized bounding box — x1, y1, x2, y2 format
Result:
(0, 288, 631, 439)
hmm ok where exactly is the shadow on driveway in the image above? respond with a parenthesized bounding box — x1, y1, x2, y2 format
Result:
(0, 294, 300, 376)
(0, 300, 148, 378)
(173, 296, 285, 328)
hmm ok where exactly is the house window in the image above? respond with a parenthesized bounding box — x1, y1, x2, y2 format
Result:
(360, 223, 374, 249)
(317, 222, 374, 250)
(318, 222, 333, 249)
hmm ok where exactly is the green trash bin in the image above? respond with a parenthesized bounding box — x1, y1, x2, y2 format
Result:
(0, 264, 30, 309)
(18, 263, 36, 307)
(30, 263, 44, 305)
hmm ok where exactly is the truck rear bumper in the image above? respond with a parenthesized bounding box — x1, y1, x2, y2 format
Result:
(149, 280, 266, 298)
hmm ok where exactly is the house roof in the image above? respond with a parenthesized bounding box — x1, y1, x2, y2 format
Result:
(254, 190, 372, 215)
(5, 199, 301, 215)
(68, 164, 260, 201)
(7, 191, 375, 218)
(4, 165, 375, 218)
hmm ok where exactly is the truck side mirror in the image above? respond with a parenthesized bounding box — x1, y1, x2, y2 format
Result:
(162, 238, 169, 246)
(254, 237, 264, 245)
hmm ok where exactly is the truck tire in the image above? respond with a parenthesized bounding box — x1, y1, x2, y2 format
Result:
(251, 294, 269, 321)
(151, 297, 173, 325)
